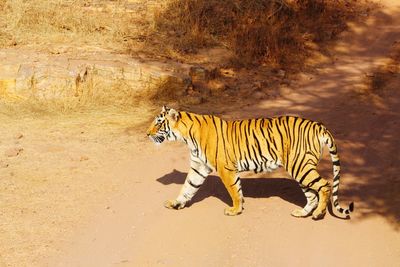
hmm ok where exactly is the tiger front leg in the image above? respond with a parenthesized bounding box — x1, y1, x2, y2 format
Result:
(164, 161, 210, 210)
(219, 169, 244, 216)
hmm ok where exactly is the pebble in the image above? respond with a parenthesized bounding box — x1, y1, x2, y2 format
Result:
(80, 155, 89, 161)
(15, 133, 24, 140)
(0, 160, 9, 168)
(5, 147, 24, 157)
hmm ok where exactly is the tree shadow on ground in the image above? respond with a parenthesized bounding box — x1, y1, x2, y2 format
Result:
(158, 4, 400, 229)
(157, 169, 306, 209)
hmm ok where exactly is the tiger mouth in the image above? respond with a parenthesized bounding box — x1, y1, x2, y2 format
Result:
(150, 135, 165, 144)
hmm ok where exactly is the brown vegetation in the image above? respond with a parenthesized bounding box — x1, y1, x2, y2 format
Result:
(0, 0, 149, 51)
(150, 0, 364, 70)
(0, 0, 366, 70)
(0, 0, 383, 112)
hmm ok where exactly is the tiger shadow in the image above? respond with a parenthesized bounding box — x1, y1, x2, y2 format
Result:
(156, 169, 306, 208)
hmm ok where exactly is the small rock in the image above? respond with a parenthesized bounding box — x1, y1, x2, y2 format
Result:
(15, 133, 24, 140)
(5, 147, 23, 157)
(183, 95, 204, 105)
(253, 91, 264, 99)
(253, 81, 262, 89)
(208, 79, 226, 93)
(0, 160, 9, 168)
(80, 155, 89, 161)
(277, 69, 286, 78)
(189, 66, 209, 83)
(365, 72, 375, 77)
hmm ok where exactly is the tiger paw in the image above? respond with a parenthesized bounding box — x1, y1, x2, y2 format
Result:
(311, 209, 326, 220)
(164, 200, 185, 210)
(291, 209, 311, 218)
(224, 206, 242, 216)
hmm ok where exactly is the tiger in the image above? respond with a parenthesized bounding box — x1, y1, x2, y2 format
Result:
(147, 106, 354, 220)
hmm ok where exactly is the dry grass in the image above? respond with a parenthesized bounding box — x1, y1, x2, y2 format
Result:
(0, 0, 148, 51)
(0, 0, 367, 67)
(148, 0, 364, 70)
(0, 0, 368, 112)
(0, 68, 187, 118)
(1, 78, 147, 117)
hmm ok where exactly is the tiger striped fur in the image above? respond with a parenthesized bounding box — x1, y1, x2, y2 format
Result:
(147, 106, 354, 219)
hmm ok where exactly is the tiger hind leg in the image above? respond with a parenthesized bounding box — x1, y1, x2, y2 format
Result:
(291, 187, 318, 218)
(298, 169, 331, 220)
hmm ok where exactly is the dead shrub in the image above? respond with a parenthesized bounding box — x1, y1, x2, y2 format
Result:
(152, 0, 363, 70)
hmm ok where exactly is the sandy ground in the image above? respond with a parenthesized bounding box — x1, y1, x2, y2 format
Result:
(1, 1, 400, 266)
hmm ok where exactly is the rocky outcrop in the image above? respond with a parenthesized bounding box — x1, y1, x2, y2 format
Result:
(0, 48, 191, 101)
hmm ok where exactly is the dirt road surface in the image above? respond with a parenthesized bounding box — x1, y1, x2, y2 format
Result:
(1, 1, 399, 266)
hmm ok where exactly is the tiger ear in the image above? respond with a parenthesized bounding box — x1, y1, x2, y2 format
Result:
(161, 105, 168, 113)
(168, 108, 180, 122)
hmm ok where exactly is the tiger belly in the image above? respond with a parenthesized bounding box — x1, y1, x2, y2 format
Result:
(237, 159, 281, 173)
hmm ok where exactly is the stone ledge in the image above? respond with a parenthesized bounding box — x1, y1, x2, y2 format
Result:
(0, 48, 192, 101)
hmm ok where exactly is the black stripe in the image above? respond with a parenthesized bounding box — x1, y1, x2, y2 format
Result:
(224, 166, 236, 171)
(307, 176, 321, 187)
(283, 117, 292, 168)
(191, 167, 206, 178)
(188, 125, 199, 156)
(317, 183, 329, 192)
(266, 121, 278, 154)
(202, 115, 208, 125)
(332, 160, 340, 166)
(290, 117, 302, 174)
(194, 115, 202, 125)
(332, 190, 338, 196)
(349, 202, 354, 212)
(243, 121, 252, 159)
(220, 119, 228, 165)
(171, 131, 177, 139)
(230, 121, 239, 163)
(204, 143, 208, 164)
(240, 121, 251, 169)
(299, 168, 314, 184)
(275, 124, 285, 165)
(180, 119, 188, 128)
(231, 177, 240, 187)
(293, 154, 306, 180)
(310, 123, 319, 153)
(188, 179, 202, 189)
(260, 119, 278, 161)
(225, 121, 236, 164)
(186, 112, 194, 122)
(253, 132, 268, 162)
(211, 116, 219, 171)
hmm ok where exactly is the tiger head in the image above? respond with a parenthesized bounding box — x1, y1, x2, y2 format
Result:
(147, 105, 181, 144)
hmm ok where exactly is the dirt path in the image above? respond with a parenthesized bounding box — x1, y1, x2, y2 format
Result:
(1, 1, 400, 267)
